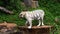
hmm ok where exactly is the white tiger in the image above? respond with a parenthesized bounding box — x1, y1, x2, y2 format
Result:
(19, 9, 45, 28)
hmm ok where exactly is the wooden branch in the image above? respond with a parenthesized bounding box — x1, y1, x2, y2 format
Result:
(0, 6, 14, 14)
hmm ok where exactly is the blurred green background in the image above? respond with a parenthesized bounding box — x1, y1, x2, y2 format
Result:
(0, 0, 60, 34)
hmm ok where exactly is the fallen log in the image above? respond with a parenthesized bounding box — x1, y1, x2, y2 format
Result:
(0, 6, 14, 14)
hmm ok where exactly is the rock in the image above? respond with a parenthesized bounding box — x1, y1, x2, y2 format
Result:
(0, 21, 17, 34)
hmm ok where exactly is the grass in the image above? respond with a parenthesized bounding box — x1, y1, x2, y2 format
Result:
(0, 0, 60, 34)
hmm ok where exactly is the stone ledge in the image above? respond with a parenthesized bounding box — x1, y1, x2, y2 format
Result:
(18, 25, 53, 29)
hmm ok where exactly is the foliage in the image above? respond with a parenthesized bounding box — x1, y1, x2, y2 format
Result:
(0, 0, 60, 34)
(38, 0, 60, 34)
